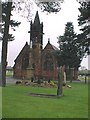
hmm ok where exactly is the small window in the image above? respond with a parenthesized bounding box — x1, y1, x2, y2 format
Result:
(43, 60, 53, 71)
(22, 54, 29, 70)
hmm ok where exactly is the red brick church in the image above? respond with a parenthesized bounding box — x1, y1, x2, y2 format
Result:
(13, 11, 78, 81)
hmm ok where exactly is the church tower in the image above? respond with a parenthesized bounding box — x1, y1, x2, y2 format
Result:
(30, 11, 43, 49)
(28, 11, 44, 79)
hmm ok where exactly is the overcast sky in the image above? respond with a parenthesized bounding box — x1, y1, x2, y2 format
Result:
(0, 0, 89, 69)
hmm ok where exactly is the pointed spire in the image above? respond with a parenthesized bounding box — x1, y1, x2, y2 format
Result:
(34, 11, 40, 25)
(48, 38, 50, 44)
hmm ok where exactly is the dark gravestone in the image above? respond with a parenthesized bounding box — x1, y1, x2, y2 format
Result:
(37, 78, 41, 84)
(31, 77, 34, 82)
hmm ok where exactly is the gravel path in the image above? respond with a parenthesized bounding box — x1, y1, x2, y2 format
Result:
(6, 77, 19, 84)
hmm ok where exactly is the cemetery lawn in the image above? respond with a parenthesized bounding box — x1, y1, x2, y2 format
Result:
(2, 82, 88, 118)
(0, 87, 2, 119)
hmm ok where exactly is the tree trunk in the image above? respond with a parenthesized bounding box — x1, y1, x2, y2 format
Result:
(1, 1, 12, 87)
(57, 66, 63, 97)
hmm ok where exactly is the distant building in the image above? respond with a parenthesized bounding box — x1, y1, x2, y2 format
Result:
(13, 11, 78, 81)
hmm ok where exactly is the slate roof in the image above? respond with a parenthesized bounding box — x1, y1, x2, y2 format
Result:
(44, 40, 59, 51)
(52, 45, 59, 50)
(14, 42, 29, 62)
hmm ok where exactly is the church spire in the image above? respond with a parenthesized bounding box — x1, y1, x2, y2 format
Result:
(34, 11, 40, 25)
(29, 11, 43, 49)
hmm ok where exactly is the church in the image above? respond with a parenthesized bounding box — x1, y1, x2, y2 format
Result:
(13, 11, 78, 81)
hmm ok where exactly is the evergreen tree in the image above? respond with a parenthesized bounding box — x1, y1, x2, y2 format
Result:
(57, 22, 82, 69)
(78, 1, 90, 55)
(1, 2, 21, 41)
(1, 1, 20, 87)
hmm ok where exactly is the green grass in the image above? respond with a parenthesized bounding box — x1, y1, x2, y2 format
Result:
(6, 71, 13, 77)
(0, 87, 2, 119)
(2, 83, 88, 118)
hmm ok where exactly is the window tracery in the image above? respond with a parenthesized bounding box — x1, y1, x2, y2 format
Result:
(43, 53, 54, 71)
(22, 54, 29, 70)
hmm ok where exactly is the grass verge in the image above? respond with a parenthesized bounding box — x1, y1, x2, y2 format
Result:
(2, 82, 88, 118)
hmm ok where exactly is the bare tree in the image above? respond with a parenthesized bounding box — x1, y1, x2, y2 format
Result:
(13, 0, 64, 21)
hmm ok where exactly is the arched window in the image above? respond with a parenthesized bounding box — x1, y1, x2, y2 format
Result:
(43, 53, 54, 71)
(22, 54, 29, 70)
